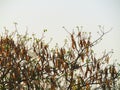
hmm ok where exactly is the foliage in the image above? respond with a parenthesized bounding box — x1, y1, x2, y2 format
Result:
(0, 26, 119, 90)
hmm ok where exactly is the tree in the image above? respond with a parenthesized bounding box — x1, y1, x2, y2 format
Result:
(0, 25, 119, 90)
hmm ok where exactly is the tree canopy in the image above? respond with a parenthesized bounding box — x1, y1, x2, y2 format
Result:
(0, 26, 119, 90)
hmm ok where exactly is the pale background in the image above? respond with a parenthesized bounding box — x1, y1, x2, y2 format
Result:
(0, 0, 120, 63)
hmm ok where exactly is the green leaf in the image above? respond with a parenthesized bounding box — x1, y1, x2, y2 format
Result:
(44, 29, 47, 32)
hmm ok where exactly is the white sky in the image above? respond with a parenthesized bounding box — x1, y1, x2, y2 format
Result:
(0, 0, 120, 63)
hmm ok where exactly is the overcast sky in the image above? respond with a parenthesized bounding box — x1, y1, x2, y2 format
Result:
(0, 0, 120, 63)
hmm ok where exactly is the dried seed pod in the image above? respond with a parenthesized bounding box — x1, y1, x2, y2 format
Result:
(80, 39, 83, 47)
(71, 34, 76, 49)
(45, 66, 51, 73)
(83, 39, 86, 47)
(97, 62, 100, 71)
(80, 53, 85, 62)
(105, 55, 109, 64)
(104, 68, 108, 78)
